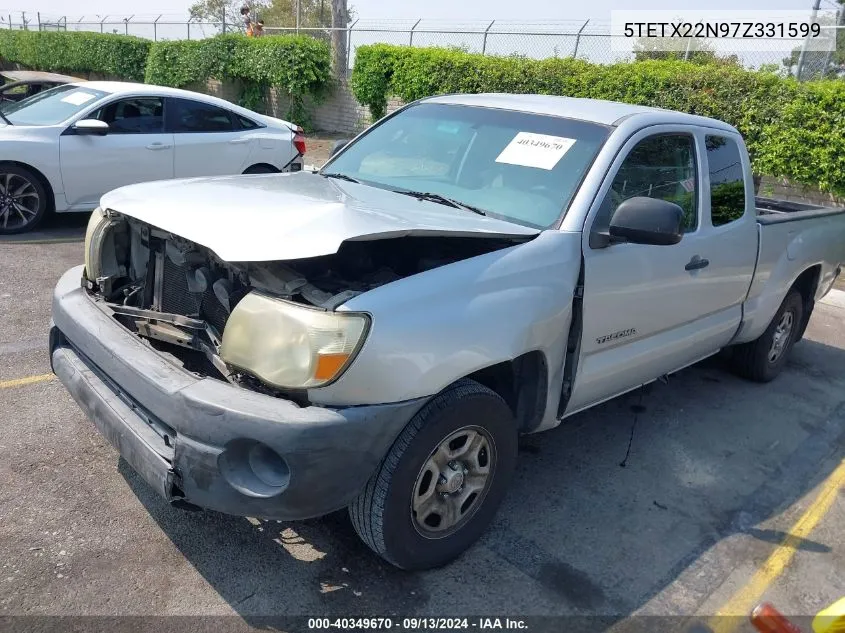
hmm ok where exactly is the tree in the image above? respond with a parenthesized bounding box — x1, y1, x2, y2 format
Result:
(782, 4, 845, 79)
(188, 0, 350, 30)
(331, 0, 350, 74)
(188, 0, 266, 29)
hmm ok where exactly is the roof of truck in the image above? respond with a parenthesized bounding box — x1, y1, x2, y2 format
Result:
(423, 93, 738, 132)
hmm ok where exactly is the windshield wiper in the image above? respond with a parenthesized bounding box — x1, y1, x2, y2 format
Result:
(321, 172, 360, 184)
(395, 190, 487, 216)
(0, 108, 12, 126)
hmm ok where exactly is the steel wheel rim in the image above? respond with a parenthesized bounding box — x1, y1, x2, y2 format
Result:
(768, 310, 795, 363)
(0, 172, 40, 230)
(410, 425, 496, 539)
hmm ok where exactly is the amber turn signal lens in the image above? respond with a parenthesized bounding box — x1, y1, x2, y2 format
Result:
(314, 353, 350, 381)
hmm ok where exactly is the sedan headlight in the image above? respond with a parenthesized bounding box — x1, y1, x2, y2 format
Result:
(220, 292, 370, 389)
(83, 207, 108, 282)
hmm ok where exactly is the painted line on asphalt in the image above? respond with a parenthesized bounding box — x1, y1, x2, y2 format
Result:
(707, 457, 845, 632)
(0, 237, 83, 245)
(0, 373, 55, 389)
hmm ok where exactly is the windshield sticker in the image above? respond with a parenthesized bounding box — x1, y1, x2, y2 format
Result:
(495, 132, 576, 170)
(436, 122, 462, 134)
(61, 92, 96, 106)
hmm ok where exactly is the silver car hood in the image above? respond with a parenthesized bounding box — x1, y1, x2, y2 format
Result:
(100, 172, 539, 262)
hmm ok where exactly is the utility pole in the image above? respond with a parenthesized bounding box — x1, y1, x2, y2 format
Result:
(296, 0, 300, 34)
(331, 0, 348, 74)
(820, 3, 845, 77)
(796, 0, 822, 79)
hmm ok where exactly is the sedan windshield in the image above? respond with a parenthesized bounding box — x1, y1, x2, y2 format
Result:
(322, 102, 610, 229)
(1, 85, 107, 126)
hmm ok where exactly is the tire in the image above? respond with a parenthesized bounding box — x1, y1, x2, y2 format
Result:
(349, 379, 517, 570)
(0, 164, 48, 234)
(243, 164, 278, 175)
(730, 290, 803, 382)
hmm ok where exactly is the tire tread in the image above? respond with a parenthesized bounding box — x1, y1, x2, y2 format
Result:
(348, 379, 505, 567)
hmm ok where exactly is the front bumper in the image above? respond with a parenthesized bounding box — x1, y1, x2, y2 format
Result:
(51, 265, 425, 520)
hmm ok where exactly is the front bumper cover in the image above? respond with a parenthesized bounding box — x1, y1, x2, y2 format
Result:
(51, 265, 425, 520)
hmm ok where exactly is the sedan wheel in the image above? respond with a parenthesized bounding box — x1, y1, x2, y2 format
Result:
(0, 166, 47, 234)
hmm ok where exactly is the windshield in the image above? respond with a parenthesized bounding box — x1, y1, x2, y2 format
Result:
(1, 85, 107, 126)
(322, 102, 610, 229)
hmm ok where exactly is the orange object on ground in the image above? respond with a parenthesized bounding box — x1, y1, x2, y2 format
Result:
(751, 603, 804, 633)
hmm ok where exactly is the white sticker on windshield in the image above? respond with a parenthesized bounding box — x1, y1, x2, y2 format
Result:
(495, 132, 576, 170)
(61, 92, 96, 106)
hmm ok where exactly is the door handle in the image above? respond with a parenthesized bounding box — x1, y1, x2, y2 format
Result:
(146, 142, 172, 150)
(685, 255, 710, 271)
(229, 138, 251, 145)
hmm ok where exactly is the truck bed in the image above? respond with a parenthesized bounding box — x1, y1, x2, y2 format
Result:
(756, 196, 845, 224)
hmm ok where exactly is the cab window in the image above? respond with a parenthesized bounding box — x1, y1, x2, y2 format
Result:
(594, 134, 698, 234)
(705, 135, 746, 226)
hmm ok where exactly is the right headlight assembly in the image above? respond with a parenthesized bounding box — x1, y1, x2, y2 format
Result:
(220, 292, 370, 390)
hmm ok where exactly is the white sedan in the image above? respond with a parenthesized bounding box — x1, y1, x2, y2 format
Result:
(0, 81, 306, 233)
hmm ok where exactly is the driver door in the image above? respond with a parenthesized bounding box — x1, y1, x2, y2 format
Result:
(565, 127, 742, 414)
(59, 96, 174, 209)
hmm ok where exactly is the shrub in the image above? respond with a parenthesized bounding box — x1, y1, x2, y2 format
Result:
(0, 30, 150, 81)
(351, 45, 845, 195)
(145, 34, 332, 123)
(0, 31, 332, 125)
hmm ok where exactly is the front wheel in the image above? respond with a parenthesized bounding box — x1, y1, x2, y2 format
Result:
(0, 164, 48, 234)
(349, 379, 517, 570)
(730, 290, 803, 382)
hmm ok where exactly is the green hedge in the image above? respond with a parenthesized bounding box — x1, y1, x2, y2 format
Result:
(351, 44, 845, 195)
(0, 30, 151, 82)
(0, 30, 332, 124)
(145, 34, 332, 122)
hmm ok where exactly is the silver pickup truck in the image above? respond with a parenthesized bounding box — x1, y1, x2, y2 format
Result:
(51, 94, 845, 570)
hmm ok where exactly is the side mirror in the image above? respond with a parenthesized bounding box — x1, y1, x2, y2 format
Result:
(609, 197, 684, 246)
(330, 139, 351, 158)
(72, 119, 109, 136)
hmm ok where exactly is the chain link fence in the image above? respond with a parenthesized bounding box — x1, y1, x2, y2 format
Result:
(1, 13, 842, 80)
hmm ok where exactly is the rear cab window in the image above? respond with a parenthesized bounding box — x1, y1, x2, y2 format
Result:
(705, 135, 746, 226)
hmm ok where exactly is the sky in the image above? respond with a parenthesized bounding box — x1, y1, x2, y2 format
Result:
(0, 0, 832, 23)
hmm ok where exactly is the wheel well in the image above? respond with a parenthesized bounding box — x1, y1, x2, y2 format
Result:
(790, 265, 821, 342)
(0, 160, 55, 211)
(465, 351, 548, 433)
(243, 163, 279, 174)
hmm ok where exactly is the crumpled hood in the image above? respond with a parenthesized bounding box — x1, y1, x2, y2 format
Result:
(100, 172, 538, 262)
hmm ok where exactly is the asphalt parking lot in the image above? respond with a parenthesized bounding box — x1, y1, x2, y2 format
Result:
(1, 206, 844, 632)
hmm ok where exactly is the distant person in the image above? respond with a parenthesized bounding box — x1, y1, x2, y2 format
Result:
(254, 19, 264, 37)
(241, 5, 254, 37)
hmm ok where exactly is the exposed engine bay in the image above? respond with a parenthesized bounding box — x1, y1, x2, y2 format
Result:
(87, 213, 529, 390)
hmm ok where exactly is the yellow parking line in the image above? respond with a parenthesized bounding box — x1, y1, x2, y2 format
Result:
(707, 457, 845, 633)
(0, 373, 55, 389)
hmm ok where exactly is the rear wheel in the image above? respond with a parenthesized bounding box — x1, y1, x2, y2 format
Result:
(349, 379, 517, 570)
(0, 164, 48, 234)
(730, 290, 803, 382)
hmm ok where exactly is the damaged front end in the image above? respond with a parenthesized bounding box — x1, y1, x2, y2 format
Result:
(83, 207, 529, 398)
